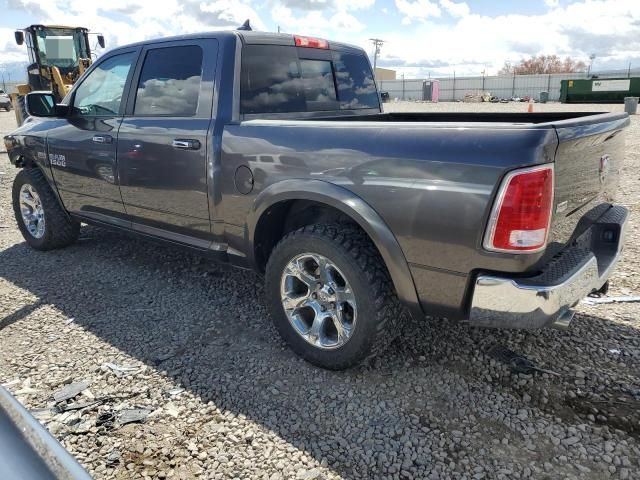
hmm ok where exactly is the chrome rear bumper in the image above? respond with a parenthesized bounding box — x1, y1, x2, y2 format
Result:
(469, 205, 628, 329)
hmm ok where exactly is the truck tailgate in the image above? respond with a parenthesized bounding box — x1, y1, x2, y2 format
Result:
(548, 113, 629, 247)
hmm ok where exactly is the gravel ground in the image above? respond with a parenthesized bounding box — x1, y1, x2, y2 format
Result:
(1, 102, 639, 480)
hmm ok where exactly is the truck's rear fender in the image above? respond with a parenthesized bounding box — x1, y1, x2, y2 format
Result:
(246, 179, 422, 318)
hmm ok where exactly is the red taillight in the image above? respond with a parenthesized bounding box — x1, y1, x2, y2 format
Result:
(484, 165, 554, 253)
(294, 35, 329, 49)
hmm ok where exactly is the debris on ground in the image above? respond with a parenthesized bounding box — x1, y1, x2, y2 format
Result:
(95, 412, 115, 429)
(117, 408, 151, 426)
(101, 362, 142, 377)
(94, 407, 151, 429)
(487, 345, 561, 376)
(52, 382, 90, 403)
(106, 450, 121, 466)
(166, 387, 184, 397)
(57, 399, 102, 412)
(582, 295, 640, 305)
(30, 408, 55, 421)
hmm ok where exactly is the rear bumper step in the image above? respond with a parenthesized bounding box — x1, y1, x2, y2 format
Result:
(469, 205, 628, 329)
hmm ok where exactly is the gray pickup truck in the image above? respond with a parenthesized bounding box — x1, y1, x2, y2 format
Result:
(4, 28, 629, 369)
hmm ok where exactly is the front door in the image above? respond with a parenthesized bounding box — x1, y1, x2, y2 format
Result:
(47, 49, 138, 223)
(116, 40, 218, 246)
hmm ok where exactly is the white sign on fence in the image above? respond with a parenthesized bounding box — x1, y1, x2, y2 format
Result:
(592, 79, 631, 92)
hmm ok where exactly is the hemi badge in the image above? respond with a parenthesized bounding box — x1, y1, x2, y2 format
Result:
(556, 201, 569, 214)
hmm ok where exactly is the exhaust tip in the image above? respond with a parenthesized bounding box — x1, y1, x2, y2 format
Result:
(552, 309, 575, 331)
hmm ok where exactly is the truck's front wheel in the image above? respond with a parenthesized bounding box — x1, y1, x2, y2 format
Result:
(12, 168, 80, 250)
(265, 224, 404, 370)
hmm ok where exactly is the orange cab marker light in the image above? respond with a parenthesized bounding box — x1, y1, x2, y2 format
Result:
(294, 35, 329, 49)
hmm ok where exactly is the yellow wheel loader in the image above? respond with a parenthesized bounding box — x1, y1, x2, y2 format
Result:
(11, 25, 105, 125)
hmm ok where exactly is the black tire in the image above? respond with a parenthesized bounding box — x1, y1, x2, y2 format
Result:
(265, 223, 405, 370)
(12, 168, 80, 250)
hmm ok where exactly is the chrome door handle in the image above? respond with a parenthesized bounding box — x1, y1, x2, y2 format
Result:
(92, 135, 113, 144)
(172, 139, 201, 150)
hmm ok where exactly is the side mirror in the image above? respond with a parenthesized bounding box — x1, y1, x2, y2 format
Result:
(15, 31, 24, 45)
(25, 92, 62, 118)
(97, 35, 105, 49)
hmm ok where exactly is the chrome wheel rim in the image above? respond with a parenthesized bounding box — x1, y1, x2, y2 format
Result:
(280, 253, 357, 350)
(19, 184, 45, 239)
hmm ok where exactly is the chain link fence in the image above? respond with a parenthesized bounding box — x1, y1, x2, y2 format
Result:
(378, 69, 640, 102)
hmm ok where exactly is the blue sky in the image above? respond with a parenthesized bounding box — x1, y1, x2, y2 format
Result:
(1, 0, 638, 78)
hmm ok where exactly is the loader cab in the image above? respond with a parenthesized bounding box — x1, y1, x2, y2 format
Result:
(14, 25, 103, 102)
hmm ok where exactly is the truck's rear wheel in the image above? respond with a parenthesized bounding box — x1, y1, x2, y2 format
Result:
(265, 224, 404, 370)
(12, 169, 80, 250)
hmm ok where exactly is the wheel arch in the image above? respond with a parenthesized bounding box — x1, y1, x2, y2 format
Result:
(247, 179, 422, 318)
(9, 146, 70, 220)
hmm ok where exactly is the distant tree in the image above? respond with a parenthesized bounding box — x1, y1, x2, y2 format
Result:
(498, 55, 587, 75)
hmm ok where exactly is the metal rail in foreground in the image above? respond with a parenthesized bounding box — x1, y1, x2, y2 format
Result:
(0, 385, 92, 480)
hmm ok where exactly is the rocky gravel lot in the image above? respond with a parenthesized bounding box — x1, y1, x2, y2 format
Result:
(1, 103, 639, 480)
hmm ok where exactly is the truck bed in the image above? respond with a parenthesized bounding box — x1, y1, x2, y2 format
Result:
(309, 111, 618, 125)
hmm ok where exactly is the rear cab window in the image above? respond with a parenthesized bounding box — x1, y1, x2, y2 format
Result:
(240, 43, 380, 115)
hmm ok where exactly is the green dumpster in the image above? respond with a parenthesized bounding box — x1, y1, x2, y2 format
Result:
(560, 77, 640, 103)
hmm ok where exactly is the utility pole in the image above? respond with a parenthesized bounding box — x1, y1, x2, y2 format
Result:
(369, 38, 384, 74)
(453, 70, 456, 101)
(587, 53, 596, 76)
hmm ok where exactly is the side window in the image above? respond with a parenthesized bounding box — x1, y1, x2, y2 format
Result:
(133, 45, 203, 116)
(332, 52, 380, 110)
(73, 52, 135, 116)
(240, 45, 304, 114)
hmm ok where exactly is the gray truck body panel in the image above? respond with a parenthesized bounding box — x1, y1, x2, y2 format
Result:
(4, 30, 629, 321)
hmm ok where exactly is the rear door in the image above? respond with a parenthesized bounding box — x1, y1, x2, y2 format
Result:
(47, 49, 138, 222)
(117, 39, 218, 246)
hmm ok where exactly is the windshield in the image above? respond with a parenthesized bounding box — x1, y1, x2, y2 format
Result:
(35, 28, 88, 68)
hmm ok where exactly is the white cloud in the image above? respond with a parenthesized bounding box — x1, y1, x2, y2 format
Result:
(3, 0, 638, 80)
(439, 0, 470, 17)
(343, 0, 376, 10)
(331, 11, 366, 32)
(378, 0, 640, 76)
(270, 3, 366, 35)
(199, 1, 266, 29)
(544, 0, 560, 7)
(394, 0, 441, 24)
(0, 28, 27, 63)
(1, 0, 265, 64)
